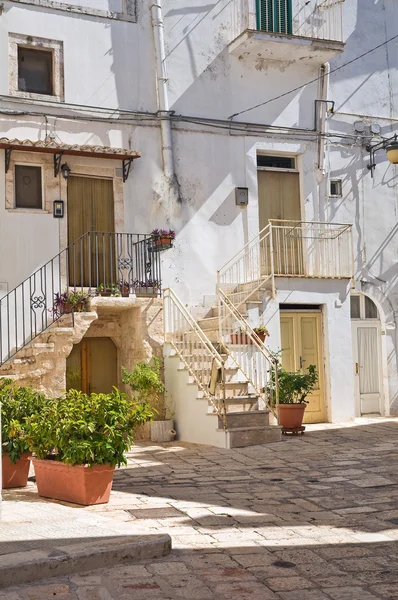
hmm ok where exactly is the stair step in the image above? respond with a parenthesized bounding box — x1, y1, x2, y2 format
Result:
(221, 410, 271, 429)
(227, 425, 282, 448)
(197, 316, 219, 330)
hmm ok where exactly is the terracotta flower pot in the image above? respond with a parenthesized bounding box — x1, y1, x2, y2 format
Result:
(254, 332, 268, 343)
(278, 404, 306, 429)
(32, 458, 115, 506)
(230, 333, 252, 345)
(2, 452, 31, 489)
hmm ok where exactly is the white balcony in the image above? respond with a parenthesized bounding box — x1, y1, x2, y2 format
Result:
(230, 0, 345, 65)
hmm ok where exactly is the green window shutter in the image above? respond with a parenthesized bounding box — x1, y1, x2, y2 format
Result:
(256, 0, 292, 35)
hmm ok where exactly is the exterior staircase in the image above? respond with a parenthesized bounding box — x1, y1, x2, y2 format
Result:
(0, 312, 97, 396)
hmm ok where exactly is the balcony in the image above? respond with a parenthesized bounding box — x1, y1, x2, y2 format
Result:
(230, 0, 345, 65)
(218, 220, 353, 304)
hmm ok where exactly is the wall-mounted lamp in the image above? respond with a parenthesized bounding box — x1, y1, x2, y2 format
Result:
(367, 134, 398, 177)
(60, 163, 71, 180)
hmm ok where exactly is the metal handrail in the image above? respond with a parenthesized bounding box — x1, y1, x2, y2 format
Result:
(163, 287, 227, 425)
(0, 231, 161, 365)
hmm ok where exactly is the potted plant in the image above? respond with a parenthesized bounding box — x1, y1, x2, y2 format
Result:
(96, 283, 121, 297)
(253, 325, 269, 343)
(230, 329, 252, 345)
(122, 357, 175, 443)
(52, 291, 88, 316)
(118, 280, 130, 297)
(151, 229, 175, 251)
(266, 364, 318, 429)
(133, 279, 159, 297)
(0, 379, 45, 488)
(26, 388, 154, 505)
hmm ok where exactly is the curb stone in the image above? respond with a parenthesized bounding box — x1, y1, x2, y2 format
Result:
(0, 534, 172, 588)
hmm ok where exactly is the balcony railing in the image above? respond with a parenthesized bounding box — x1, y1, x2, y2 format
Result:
(217, 220, 353, 306)
(233, 0, 344, 43)
(0, 232, 161, 365)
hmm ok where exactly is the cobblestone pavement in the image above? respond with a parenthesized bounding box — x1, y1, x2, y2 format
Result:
(2, 419, 398, 599)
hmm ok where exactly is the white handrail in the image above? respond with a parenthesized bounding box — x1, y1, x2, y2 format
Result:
(219, 289, 279, 418)
(163, 288, 227, 424)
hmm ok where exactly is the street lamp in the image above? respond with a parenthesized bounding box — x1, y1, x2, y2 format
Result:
(367, 134, 398, 177)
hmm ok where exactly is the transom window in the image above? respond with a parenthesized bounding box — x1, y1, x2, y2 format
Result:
(350, 295, 379, 320)
(257, 155, 295, 169)
(18, 47, 53, 95)
(15, 165, 43, 209)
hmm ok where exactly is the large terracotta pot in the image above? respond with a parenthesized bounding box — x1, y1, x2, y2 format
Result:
(278, 404, 306, 429)
(2, 452, 31, 488)
(32, 459, 115, 506)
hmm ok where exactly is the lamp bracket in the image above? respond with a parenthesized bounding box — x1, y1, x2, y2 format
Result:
(367, 134, 398, 178)
(54, 152, 64, 178)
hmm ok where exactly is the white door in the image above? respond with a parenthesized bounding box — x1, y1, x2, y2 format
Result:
(351, 295, 383, 415)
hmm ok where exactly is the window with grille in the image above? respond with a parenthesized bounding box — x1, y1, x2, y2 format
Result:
(256, 0, 293, 35)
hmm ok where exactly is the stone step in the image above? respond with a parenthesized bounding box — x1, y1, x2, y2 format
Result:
(197, 316, 219, 331)
(220, 410, 271, 429)
(226, 425, 282, 448)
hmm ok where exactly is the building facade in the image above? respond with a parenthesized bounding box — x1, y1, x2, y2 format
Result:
(0, 0, 397, 445)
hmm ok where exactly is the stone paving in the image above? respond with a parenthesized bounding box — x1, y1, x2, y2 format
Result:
(2, 418, 398, 599)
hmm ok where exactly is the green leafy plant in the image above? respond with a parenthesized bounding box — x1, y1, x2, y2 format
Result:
(25, 388, 154, 467)
(265, 363, 318, 405)
(0, 379, 45, 463)
(122, 357, 168, 420)
(52, 291, 88, 315)
(253, 325, 269, 337)
(96, 283, 121, 296)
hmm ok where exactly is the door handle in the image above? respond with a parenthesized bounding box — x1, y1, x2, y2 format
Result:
(355, 362, 359, 375)
(299, 356, 303, 369)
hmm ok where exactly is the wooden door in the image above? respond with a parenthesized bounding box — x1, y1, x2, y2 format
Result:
(280, 312, 325, 423)
(352, 323, 382, 415)
(66, 337, 118, 394)
(67, 177, 115, 287)
(257, 170, 301, 275)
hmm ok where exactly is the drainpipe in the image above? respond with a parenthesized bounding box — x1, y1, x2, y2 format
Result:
(317, 63, 330, 221)
(151, 2, 175, 182)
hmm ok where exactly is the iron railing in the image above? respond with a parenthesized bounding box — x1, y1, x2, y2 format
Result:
(0, 232, 161, 365)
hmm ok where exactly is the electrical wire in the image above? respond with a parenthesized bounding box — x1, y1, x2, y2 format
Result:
(228, 33, 398, 120)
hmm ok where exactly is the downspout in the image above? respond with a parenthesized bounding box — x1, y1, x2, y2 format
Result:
(316, 63, 330, 221)
(151, 2, 175, 184)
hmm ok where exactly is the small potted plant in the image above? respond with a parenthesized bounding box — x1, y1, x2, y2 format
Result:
(230, 328, 252, 345)
(133, 279, 159, 297)
(0, 379, 45, 488)
(118, 280, 130, 297)
(53, 291, 88, 316)
(123, 357, 175, 443)
(253, 325, 269, 343)
(26, 388, 154, 505)
(266, 364, 318, 429)
(151, 229, 175, 251)
(96, 283, 121, 297)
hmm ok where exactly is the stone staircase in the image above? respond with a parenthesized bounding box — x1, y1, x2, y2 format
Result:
(164, 287, 281, 448)
(0, 311, 98, 396)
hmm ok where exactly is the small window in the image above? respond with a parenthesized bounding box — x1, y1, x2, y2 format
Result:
(365, 296, 378, 319)
(350, 296, 361, 319)
(18, 47, 53, 95)
(15, 165, 42, 209)
(257, 155, 295, 169)
(330, 179, 342, 198)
